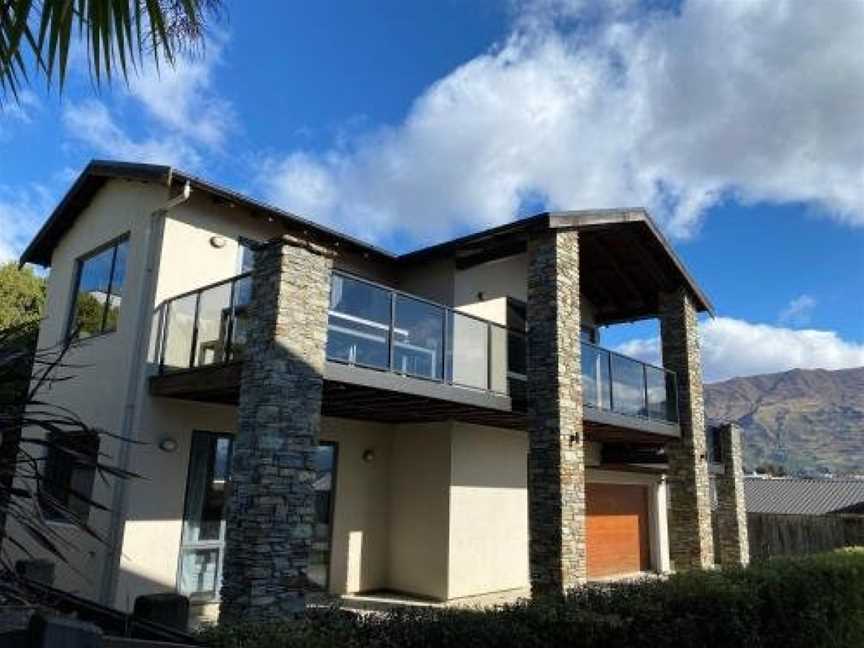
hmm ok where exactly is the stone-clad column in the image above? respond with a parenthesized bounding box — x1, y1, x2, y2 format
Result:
(220, 234, 334, 623)
(714, 423, 750, 566)
(659, 287, 714, 570)
(526, 227, 586, 595)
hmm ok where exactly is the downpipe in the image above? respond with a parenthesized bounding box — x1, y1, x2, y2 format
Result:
(98, 180, 191, 606)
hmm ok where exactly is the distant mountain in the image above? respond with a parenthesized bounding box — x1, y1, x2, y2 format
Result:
(704, 367, 864, 477)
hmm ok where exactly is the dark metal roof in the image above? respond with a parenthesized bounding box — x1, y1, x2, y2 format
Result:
(19, 160, 395, 267)
(19, 160, 713, 315)
(744, 477, 864, 515)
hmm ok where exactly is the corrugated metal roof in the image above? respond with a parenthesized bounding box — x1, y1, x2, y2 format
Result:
(744, 477, 864, 515)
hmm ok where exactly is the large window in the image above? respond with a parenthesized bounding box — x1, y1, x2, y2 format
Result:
(40, 431, 99, 521)
(68, 236, 129, 339)
(177, 433, 337, 600)
(178, 432, 233, 601)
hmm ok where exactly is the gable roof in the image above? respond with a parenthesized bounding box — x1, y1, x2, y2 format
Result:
(745, 477, 864, 515)
(19, 160, 713, 315)
(19, 160, 395, 267)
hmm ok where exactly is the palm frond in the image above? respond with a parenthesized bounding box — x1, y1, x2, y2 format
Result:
(1, 0, 221, 100)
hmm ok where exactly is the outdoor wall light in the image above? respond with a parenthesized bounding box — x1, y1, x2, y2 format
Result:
(158, 437, 179, 453)
(209, 235, 226, 248)
(362, 449, 375, 464)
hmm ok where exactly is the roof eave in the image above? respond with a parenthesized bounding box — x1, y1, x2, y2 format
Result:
(548, 208, 716, 316)
(19, 160, 173, 267)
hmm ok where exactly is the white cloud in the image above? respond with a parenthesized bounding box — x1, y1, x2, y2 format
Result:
(125, 38, 235, 149)
(260, 0, 864, 247)
(0, 184, 53, 263)
(62, 99, 202, 168)
(0, 90, 40, 140)
(778, 294, 816, 326)
(615, 317, 864, 383)
(61, 36, 234, 170)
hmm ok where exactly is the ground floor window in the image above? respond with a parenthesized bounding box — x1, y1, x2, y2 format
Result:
(177, 434, 337, 600)
(178, 432, 232, 600)
(310, 443, 336, 590)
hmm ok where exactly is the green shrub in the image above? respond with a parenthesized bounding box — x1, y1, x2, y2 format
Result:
(199, 549, 864, 648)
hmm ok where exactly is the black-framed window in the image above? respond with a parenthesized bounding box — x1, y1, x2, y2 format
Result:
(68, 236, 130, 339)
(40, 431, 99, 521)
(178, 432, 233, 601)
(236, 237, 257, 274)
(177, 434, 337, 601)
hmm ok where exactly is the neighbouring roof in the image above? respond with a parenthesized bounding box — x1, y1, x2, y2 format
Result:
(745, 477, 864, 516)
(19, 160, 713, 315)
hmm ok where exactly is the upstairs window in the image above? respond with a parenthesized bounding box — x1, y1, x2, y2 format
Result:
(40, 430, 100, 521)
(236, 237, 257, 274)
(68, 236, 129, 339)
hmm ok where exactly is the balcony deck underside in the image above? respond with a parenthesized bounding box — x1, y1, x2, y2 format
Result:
(148, 362, 679, 440)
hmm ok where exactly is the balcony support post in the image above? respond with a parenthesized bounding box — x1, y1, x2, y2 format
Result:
(714, 423, 750, 566)
(220, 234, 335, 623)
(659, 287, 715, 570)
(526, 227, 587, 595)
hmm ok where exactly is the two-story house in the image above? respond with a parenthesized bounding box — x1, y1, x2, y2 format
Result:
(14, 160, 749, 624)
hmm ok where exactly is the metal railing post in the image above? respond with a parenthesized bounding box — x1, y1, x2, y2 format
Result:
(486, 321, 493, 391)
(388, 292, 396, 373)
(607, 349, 615, 413)
(441, 308, 449, 383)
(225, 277, 236, 363)
(643, 364, 650, 419)
(158, 301, 170, 374)
(188, 291, 201, 369)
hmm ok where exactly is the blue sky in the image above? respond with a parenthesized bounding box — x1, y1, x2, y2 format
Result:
(1, 0, 862, 381)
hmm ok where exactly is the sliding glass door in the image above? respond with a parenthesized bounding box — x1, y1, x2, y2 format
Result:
(178, 432, 233, 601)
(309, 443, 336, 590)
(177, 433, 337, 600)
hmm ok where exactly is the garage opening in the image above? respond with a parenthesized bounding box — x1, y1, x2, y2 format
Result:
(586, 482, 650, 579)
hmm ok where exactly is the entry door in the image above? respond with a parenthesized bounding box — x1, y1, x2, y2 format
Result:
(309, 443, 337, 590)
(178, 432, 233, 601)
(177, 434, 337, 600)
(586, 483, 650, 579)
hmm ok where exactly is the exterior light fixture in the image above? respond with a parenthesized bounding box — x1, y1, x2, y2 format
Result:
(209, 235, 226, 248)
(362, 449, 375, 464)
(158, 438, 179, 453)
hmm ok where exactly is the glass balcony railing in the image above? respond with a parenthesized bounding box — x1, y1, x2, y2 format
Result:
(581, 340, 679, 425)
(158, 273, 252, 372)
(327, 272, 513, 395)
(156, 271, 679, 428)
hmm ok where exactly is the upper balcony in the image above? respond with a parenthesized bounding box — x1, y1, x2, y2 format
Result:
(149, 271, 680, 439)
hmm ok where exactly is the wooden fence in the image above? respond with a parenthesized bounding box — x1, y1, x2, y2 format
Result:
(745, 512, 864, 561)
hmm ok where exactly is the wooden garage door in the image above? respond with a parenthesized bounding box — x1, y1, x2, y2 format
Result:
(586, 483, 650, 579)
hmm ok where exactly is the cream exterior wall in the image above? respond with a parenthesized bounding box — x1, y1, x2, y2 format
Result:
(11, 179, 169, 600)
(115, 400, 238, 610)
(398, 258, 455, 305)
(387, 422, 452, 600)
(452, 252, 596, 327)
(320, 418, 394, 595)
(447, 423, 529, 598)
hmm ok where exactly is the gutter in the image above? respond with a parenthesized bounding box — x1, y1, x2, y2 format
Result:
(98, 179, 191, 606)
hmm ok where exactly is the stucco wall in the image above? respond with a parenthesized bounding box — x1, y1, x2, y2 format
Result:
(387, 422, 452, 600)
(320, 418, 394, 595)
(12, 179, 168, 599)
(115, 400, 238, 610)
(398, 257, 455, 305)
(156, 192, 393, 308)
(452, 252, 596, 328)
(454, 253, 528, 306)
(448, 423, 529, 598)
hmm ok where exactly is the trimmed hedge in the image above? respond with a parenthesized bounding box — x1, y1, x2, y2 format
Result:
(200, 548, 864, 648)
